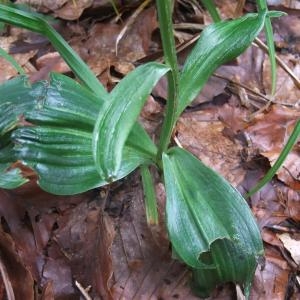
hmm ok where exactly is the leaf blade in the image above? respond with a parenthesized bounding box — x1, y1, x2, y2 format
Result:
(92, 62, 169, 180)
(177, 11, 267, 117)
(10, 73, 156, 194)
(162, 147, 263, 294)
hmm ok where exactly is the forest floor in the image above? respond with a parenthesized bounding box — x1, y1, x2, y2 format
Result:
(0, 0, 299, 299)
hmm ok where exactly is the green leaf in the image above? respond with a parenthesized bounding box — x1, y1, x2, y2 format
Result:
(0, 75, 38, 188)
(177, 10, 267, 117)
(0, 166, 28, 189)
(92, 62, 169, 180)
(0, 163, 28, 189)
(162, 147, 263, 295)
(13, 126, 149, 195)
(191, 238, 263, 298)
(12, 73, 156, 195)
(0, 75, 43, 135)
(0, 4, 107, 99)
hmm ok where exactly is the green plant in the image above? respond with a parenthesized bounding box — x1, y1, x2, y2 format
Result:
(0, 2, 285, 298)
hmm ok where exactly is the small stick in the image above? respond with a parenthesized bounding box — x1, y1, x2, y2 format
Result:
(75, 280, 92, 300)
(0, 255, 15, 300)
(115, 0, 152, 55)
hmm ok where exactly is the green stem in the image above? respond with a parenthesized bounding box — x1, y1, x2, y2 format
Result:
(256, 0, 277, 94)
(141, 165, 159, 225)
(0, 47, 25, 75)
(156, 0, 179, 160)
(201, 0, 221, 22)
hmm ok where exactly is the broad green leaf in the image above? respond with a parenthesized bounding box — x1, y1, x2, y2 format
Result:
(0, 75, 38, 188)
(13, 126, 150, 195)
(162, 147, 263, 294)
(0, 4, 107, 99)
(93, 62, 169, 180)
(12, 73, 156, 195)
(177, 10, 268, 117)
(191, 238, 262, 298)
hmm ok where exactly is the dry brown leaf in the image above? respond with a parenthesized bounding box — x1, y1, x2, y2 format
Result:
(278, 233, 300, 265)
(0, 36, 37, 82)
(54, 0, 93, 20)
(252, 249, 291, 300)
(16, 0, 68, 11)
(263, 53, 300, 105)
(36, 52, 70, 73)
(175, 107, 247, 186)
(0, 230, 34, 300)
(0, 183, 116, 299)
(272, 15, 300, 54)
(245, 105, 300, 189)
(214, 0, 240, 19)
(239, 170, 288, 227)
(280, 186, 300, 221)
(74, 5, 157, 83)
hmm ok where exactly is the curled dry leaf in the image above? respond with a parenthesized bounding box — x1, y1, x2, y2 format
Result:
(245, 105, 300, 189)
(54, 0, 93, 20)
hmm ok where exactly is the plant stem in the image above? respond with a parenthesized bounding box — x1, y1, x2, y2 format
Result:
(256, 0, 277, 94)
(156, 0, 179, 160)
(201, 0, 221, 22)
(141, 165, 159, 225)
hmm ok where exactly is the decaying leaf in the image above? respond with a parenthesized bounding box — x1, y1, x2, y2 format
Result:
(278, 233, 300, 265)
(245, 105, 300, 189)
(176, 107, 247, 186)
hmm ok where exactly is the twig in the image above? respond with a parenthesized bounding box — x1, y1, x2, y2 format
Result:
(75, 280, 92, 300)
(115, 0, 152, 56)
(213, 73, 298, 108)
(0, 255, 15, 300)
